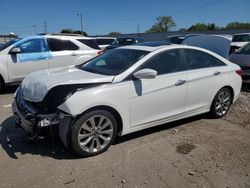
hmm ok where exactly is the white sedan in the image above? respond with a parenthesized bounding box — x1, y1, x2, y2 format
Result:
(13, 44, 242, 157)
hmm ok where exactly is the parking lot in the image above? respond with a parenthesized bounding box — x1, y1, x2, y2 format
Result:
(0, 85, 249, 188)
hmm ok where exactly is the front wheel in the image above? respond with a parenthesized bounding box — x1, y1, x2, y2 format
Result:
(210, 88, 232, 118)
(71, 110, 117, 157)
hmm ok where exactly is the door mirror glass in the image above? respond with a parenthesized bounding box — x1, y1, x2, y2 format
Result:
(10, 47, 21, 54)
(133, 68, 157, 79)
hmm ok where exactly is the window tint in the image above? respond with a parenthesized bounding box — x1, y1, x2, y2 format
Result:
(95, 39, 115, 45)
(140, 49, 181, 75)
(16, 38, 49, 53)
(47, 39, 79, 51)
(184, 49, 225, 70)
(77, 39, 100, 50)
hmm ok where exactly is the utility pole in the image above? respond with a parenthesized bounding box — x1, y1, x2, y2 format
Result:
(32, 25, 37, 34)
(43, 21, 48, 33)
(76, 13, 83, 35)
(137, 24, 140, 33)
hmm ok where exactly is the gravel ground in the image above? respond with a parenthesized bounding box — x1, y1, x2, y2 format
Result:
(224, 88, 250, 128)
(0, 85, 249, 188)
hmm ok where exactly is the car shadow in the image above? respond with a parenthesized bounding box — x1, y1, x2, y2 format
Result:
(0, 85, 19, 95)
(0, 114, 205, 160)
(0, 116, 77, 160)
(242, 82, 250, 92)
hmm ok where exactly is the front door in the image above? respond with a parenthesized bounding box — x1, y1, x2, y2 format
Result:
(7, 37, 50, 82)
(130, 49, 187, 127)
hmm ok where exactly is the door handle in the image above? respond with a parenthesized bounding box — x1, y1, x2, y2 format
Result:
(71, 52, 77, 56)
(214, 71, 221, 76)
(175, 80, 186, 86)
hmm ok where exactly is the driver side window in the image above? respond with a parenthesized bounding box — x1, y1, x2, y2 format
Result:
(140, 49, 181, 75)
(16, 39, 49, 53)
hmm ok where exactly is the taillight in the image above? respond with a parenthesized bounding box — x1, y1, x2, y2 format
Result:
(236, 69, 243, 76)
(97, 50, 103, 55)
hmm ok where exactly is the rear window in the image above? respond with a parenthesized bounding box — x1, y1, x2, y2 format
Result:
(77, 39, 100, 50)
(184, 49, 226, 70)
(95, 39, 115, 45)
(47, 38, 79, 51)
(232, 34, 250, 42)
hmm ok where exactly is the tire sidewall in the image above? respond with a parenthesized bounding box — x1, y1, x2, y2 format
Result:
(211, 88, 232, 118)
(70, 110, 118, 157)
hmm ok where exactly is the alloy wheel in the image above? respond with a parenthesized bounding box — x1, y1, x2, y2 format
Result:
(77, 115, 114, 153)
(215, 90, 231, 116)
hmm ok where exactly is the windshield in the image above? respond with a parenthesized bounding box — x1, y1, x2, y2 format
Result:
(79, 49, 149, 76)
(237, 43, 250, 54)
(0, 38, 21, 51)
(232, 34, 250, 42)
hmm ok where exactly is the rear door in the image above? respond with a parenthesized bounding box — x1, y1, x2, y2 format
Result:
(7, 37, 50, 82)
(46, 38, 81, 68)
(183, 48, 228, 113)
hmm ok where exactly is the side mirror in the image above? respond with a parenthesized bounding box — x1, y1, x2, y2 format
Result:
(10, 47, 21, 54)
(133, 68, 157, 80)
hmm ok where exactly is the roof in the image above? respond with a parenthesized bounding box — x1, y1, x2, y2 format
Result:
(118, 44, 179, 52)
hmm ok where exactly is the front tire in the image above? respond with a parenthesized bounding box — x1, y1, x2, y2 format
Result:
(210, 88, 232, 118)
(71, 110, 117, 157)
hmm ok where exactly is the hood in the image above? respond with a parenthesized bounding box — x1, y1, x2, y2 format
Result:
(21, 66, 114, 102)
(229, 53, 250, 67)
(182, 35, 231, 59)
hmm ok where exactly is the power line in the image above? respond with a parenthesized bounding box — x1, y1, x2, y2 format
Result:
(82, 0, 225, 22)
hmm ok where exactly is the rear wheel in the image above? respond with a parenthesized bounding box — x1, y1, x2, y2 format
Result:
(71, 110, 117, 157)
(210, 88, 232, 118)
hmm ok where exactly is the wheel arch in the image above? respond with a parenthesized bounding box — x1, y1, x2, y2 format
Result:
(76, 105, 124, 136)
(210, 85, 235, 111)
(222, 85, 234, 102)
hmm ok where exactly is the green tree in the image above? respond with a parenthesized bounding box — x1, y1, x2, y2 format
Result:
(60, 28, 87, 36)
(61, 28, 74, 33)
(107, 32, 122, 37)
(226, 22, 250, 29)
(187, 23, 218, 32)
(146, 16, 176, 33)
(73, 30, 88, 36)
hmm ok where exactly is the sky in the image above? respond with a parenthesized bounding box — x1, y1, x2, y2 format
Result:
(0, 0, 249, 37)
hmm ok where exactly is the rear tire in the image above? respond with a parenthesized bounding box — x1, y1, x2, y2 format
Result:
(210, 88, 232, 118)
(71, 110, 117, 157)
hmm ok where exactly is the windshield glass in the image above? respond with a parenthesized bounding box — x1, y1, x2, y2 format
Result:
(0, 38, 21, 51)
(237, 43, 250, 54)
(232, 34, 250, 42)
(79, 49, 149, 75)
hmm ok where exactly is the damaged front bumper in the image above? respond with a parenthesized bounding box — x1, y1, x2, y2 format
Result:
(12, 101, 59, 135)
(12, 88, 74, 147)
